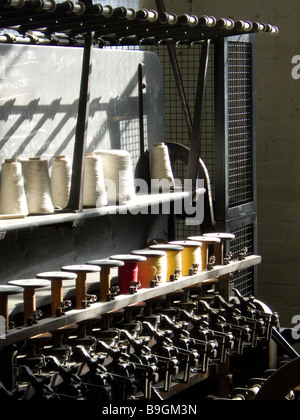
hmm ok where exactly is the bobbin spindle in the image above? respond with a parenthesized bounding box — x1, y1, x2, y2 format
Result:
(0, 285, 22, 331)
(61, 265, 100, 309)
(8, 279, 50, 325)
(203, 233, 236, 265)
(131, 249, 167, 287)
(86, 259, 124, 301)
(36, 271, 77, 316)
(149, 244, 184, 282)
(109, 254, 147, 294)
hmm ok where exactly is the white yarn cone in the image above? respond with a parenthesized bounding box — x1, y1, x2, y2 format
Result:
(151, 143, 175, 189)
(51, 155, 71, 209)
(22, 158, 55, 215)
(0, 159, 28, 216)
(83, 154, 108, 208)
(95, 150, 135, 204)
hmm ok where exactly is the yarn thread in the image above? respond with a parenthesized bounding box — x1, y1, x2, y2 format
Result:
(22, 157, 54, 215)
(131, 249, 168, 286)
(51, 155, 71, 209)
(151, 143, 175, 190)
(188, 236, 221, 271)
(0, 159, 28, 216)
(110, 254, 147, 294)
(83, 153, 107, 208)
(149, 244, 183, 282)
(169, 240, 202, 275)
(95, 150, 135, 205)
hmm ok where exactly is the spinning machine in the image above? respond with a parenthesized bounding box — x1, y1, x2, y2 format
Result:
(0, 0, 297, 404)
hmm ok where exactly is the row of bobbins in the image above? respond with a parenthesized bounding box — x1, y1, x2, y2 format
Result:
(0, 143, 175, 218)
(0, 232, 236, 331)
(0, 152, 134, 217)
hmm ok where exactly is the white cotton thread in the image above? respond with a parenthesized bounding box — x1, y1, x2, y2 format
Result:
(83, 153, 108, 208)
(51, 155, 71, 209)
(22, 157, 55, 215)
(95, 150, 135, 204)
(0, 159, 28, 216)
(151, 143, 175, 189)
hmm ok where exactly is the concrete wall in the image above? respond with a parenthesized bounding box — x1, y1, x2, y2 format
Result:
(140, 0, 300, 327)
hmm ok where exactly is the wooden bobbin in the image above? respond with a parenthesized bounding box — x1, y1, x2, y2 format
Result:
(8, 279, 50, 325)
(109, 254, 147, 294)
(61, 265, 100, 309)
(36, 271, 77, 316)
(86, 259, 125, 302)
(188, 236, 221, 269)
(203, 232, 236, 265)
(0, 285, 23, 330)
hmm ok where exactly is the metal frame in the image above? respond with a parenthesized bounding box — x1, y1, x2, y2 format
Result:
(214, 34, 257, 222)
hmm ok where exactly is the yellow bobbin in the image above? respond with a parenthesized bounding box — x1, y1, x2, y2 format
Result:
(188, 236, 221, 270)
(169, 240, 202, 275)
(149, 244, 184, 282)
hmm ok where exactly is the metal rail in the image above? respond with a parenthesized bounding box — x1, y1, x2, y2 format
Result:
(0, 2, 279, 45)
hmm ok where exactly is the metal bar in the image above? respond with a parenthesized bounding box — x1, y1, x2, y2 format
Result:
(155, 0, 193, 138)
(66, 30, 93, 212)
(271, 327, 300, 360)
(186, 39, 210, 188)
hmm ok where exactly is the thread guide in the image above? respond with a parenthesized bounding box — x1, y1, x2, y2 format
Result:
(0, 255, 261, 348)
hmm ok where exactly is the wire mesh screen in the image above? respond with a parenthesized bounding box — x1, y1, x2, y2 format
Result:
(143, 43, 215, 239)
(229, 223, 255, 296)
(227, 41, 254, 208)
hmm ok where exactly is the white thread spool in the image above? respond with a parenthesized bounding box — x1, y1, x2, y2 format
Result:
(51, 155, 71, 209)
(151, 143, 175, 189)
(22, 157, 55, 215)
(83, 153, 107, 208)
(0, 159, 28, 216)
(95, 150, 135, 204)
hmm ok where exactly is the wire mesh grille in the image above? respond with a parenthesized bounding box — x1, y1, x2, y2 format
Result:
(227, 41, 254, 208)
(143, 43, 215, 239)
(229, 223, 255, 296)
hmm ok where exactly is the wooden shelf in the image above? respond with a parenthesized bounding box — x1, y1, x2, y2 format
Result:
(0, 255, 261, 348)
(0, 188, 205, 234)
